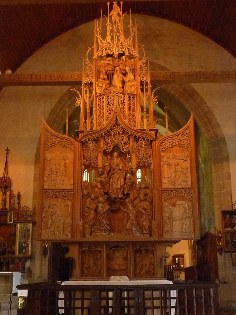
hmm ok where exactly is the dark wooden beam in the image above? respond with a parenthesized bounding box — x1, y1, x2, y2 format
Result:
(0, 72, 82, 86)
(0, 0, 178, 4)
(0, 70, 235, 86)
(151, 70, 236, 84)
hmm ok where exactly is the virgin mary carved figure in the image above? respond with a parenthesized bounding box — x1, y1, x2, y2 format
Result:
(109, 152, 126, 197)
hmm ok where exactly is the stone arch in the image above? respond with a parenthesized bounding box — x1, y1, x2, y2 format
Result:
(46, 85, 81, 134)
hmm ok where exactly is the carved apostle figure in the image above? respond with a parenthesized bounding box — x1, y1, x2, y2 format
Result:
(92, 195, 111, 235)
(137, 189, 152, 235)
(83, 194, 97, 236)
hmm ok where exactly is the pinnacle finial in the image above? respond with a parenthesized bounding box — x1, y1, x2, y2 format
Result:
(164, 105, 169, 135)
(3, 147, 10, 177)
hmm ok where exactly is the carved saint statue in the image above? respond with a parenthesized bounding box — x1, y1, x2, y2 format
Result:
(83, 194, 97, 236)
(112, 67, 123, 92)
(96, 68, 109, 94)
(124, 67, 136, 94)
(92, 195, 111, 235)
(109, 152, 126, 197)
(109, 2, 122, 27)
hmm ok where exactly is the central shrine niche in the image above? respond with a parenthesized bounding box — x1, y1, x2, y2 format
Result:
(82, 133, 153, 238)
(39, 2, 199, 279)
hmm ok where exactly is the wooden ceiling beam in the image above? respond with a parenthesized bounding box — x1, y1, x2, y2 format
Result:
(0, 0, 177, 4)
(0, 70, 235, 86)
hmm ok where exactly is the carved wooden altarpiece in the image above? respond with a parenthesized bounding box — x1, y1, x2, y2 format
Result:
(39, 2, 199, 279)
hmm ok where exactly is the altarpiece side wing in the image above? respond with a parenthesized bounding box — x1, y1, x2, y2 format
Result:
(154, 115, 199, 241)
(39, 2, 199, 279)
(39, 121, 79, 240)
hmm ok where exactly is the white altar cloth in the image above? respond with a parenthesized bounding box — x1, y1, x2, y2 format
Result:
(61, 279, 173, 286)
(58, 279, 176, 315)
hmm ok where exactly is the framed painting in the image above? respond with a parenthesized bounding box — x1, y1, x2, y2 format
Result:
(15, 223, 32, 256)
(222, 210, 236, 252)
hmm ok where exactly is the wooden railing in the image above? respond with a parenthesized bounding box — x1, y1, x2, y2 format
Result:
(17, 281, 219, 315)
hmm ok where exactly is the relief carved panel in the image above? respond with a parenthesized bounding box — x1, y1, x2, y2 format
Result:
(106, 245, 128, 277)
(133, 245, 155, 278)
(41, 190, 73, 240)
(40, 122, 78, 241)
(44, 146, 74, 189)
(43, 126, 75, 189)
(162, 189, 194, 239)
(77, 242, 163, 279)
(161, 151, 191, 188)
(160, 129, 191, 189)
(80, 245, 103, 277)
(158, 116, 198, 240)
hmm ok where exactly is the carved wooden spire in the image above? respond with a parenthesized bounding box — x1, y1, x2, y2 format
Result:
(77, 1, 155, 132)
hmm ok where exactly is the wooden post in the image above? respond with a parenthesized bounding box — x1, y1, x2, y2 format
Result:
(90, 290, 101, 315)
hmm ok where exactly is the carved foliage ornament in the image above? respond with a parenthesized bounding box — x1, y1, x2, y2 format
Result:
(44, 127, 75, 152)
(82, 119, 152, 167)
(162, 189, 193, 201)
(82, 140, 98, 166)
(160, 130, 190, 152)
(83, 49, 93, 83)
